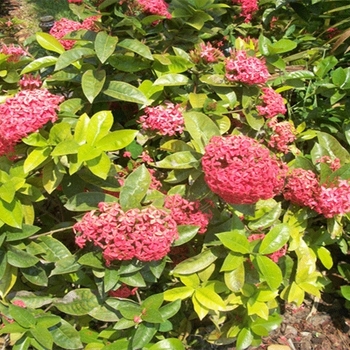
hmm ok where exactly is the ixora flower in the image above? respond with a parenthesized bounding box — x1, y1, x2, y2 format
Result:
(202, 135, 287, 205)
(225, 50, 270, 85)
(138, 102, 184, 136)
(0, 89, 64, 156)
(50, 16, 100, 50)
(0, 43, 28, 63)
(19, 74, 42, 90)
(136, 0, 172, 19)
(232, 0, 258, 22)
(73, 202, 178, 265)
(257, 87, 287, 119)
(190, 42, 224, 64)
(267, 119, 296, 154)
(164, 194, 212, 234)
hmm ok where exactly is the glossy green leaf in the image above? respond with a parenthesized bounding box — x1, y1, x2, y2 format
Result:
(88, 305, 119, 322)
(155, 151, 202, 169)
(131, 322, 158, 350)
(184, 111, 221, 153)
(55, 48, 95, 70)
(82, 69, 106, 103)
(173, 225, 199, 246)
(316, 246, 333, 269)
(21, 56, 58, 74)
(0, 264, 17, 298)
(6, 225, 40, 242)
(163, 286, 194, 301)
(119, 164, 151, 210)
(50, 255, 81, 276)
(118, 38, 153, 60)
(314, 56, 338, 79)
(86, 152, 111, 179)
(86, 110, 113, 146)
(251, 313, 283, 336)
(247, 299, 269, 320)
(95, 31, 118, 63)
(268, 39, 297, 54)
(192, 293, 209, 320)
(149, 338, 185, 350)
(317, 131, 350, 163)
(64, 192, 117, 211)
(54, 289, 100, 316)
(340, 285, 350, 301)
(153, 73, 189, 86)
(259, 223, 290, 255)
(23, 147, 51, 173)
(119, 271, 146, 287)
(224, 263, 245, 292)
(78, 252, 104, 269)
(37, 236, 72, 262)
(221, 252, 244, 272)
(173, 247, 220, 275)
(7, 245, 39, 268)
(96, 129, 138, 151)
(248, 202, 282, 230)
(255, 255, 282, 290)
(194, 287, 225, 311)
(30, 326, 53, 349)
(50, 318, 83, 349)
(103, 81, 149, 105)
(42, 160, 65, 194)
(36, 33, 65, 54)
(217, 231, 251, 254)
(159, 299, 181, 320)
(9, 304, 36, 328)
(236, 328, 253, 350)
(10, 292, 52, 309)
(22, 265, 48, 287)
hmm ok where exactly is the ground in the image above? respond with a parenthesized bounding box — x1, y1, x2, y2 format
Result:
(1, 1, 350, 349)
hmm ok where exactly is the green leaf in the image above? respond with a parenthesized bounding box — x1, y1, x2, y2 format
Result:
(64, 192, 117, 211)
(314, 56, 338, 79)
(21, 56, 58, 74)
(163, 286, 194, 301)
(248, 202, 282, 230)
(255, 255, 282, 290)
(316, 246, 333, 269)
(259, 223, 290, 255)
(55, 48, 95, 70)
(268, 39, 297, 54)
(36, 32, 65, 54)
(224, 263, 245, 292)
(5, 225, 40, 242)
(74, 113, 90, 144)
(149, 338, 185, 350)
(30, 326, 53, 349)
(37, 236, 72, 262)
(23, 147, 51, 173)
(131, 322, 158, 350)
(251, 313, 283, 336)
(0, 264, 17, 298)
(7, 245, 39, 268)
(104, 81, 149, 105)
(194, 287, 225, 311)
(118, 38, 153, 60)
(153, 73, 189, 86)
(22, 265, 48, 287)
(173, 225, 199, 246)
(173, 247, 220, 275)
(120, 164, 151, 210)
(86, 110, 113, 146)
(82, 69, 106, 103)
(236, 328, 253, 350)
(0, 197, 23, 228)
(96, 129, 138, 151)
(141, 309, 164, 323)
(340, 285, 350, 301)
(317, 131, 350, 163)
(155, 151, 202, 169)
(221, 252, 244, 272)
(217, 231, 250, 254)
(78, 252, 104, 269)
(159, 299, 181, 320)
(88, 305, 119, 322)
(9, 304, 36, 328)
(54, 289, 100, 316)
(50, 318, 83, 350)
(86, 152, 111, 179)
(42, 160, 65, 194)
(50, 255, 81, 276)
(119, 271, 146, 287)
(95, 31, 118, 63)
(10, 292, 52, 309)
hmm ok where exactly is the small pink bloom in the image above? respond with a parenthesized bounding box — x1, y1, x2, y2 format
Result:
(257, 87, 286, 119)
(267, 119, 296, 154)
(136, 0, 172, 19)
(232, 0, 259, 23)
(19, 74, 42, 90)
(0, 44, 28, 62)
(12, 300, 26, 308)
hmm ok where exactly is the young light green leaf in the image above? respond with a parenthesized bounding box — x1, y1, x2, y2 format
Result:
(255, 255, 282, 290)
(36, 32, 65, 54)
(95, 31, 119, 63)
(96, 129, 138, 151)
(259, 223, 290, 255)
(103, 81, 149, 105)
(217, 231, 251, 254)
(118, 38, 153, 60)
(55, 48, 95, 70)
(153, 73, 189, 86)
(21, 56, 58, 74)
(82, 69, 106, 103)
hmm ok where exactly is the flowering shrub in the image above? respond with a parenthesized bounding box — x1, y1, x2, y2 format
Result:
(1, 0, 350, 349)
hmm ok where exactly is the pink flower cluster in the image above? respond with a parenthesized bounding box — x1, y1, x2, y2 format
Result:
(164, 194, 212, 234)
(0, 89, 64, 156)
(74, 202, 178, 265)
(257, 87, 286, 118)
(109, 284, 138, 298)
(0, 44, 28, 63)
(202, 135, 287, 205)
(68, 0, 83, 3)
(50, 16, 99, 50)
(316, 155, 341, 172)
(136, 0, 172, 19)
(283, 167, 350, 218)
(138, 102, 184, 136)
(232, 0, 259, 22)
(225, 50, 270, 85)
(267, 119, 296, 154)
(248, 233, 287, 263)
(190, 42, 224, 64)
(19, 74, 42, 90)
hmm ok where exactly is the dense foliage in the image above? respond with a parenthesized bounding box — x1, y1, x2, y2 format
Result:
(1, 0, 350, 349)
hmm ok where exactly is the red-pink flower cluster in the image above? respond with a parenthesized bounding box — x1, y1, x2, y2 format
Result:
(267, 119, 296, 154)
(190, 42, 224, 64)
(225, 50, 270, 85)
(138, 102, 184, 136)
(74, 202, 178, 265)
(68, 0, 83, 3)
(0, 89, 64, 156)
(19, 74, 42, 90)
(232, 0, 259, 22)
(283, 167, 350, 218)
(257, 87, 286, 118)
(248, 233, 287, 263)
(109, 284, 138, 298)
(164, 194, 212, 234)
(316, 155, 341, 172)
(50, 16, 99, 50)
(0, 44, 28, 62)
(136, 0, 172, 19)
(202, 135, 287, 205)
